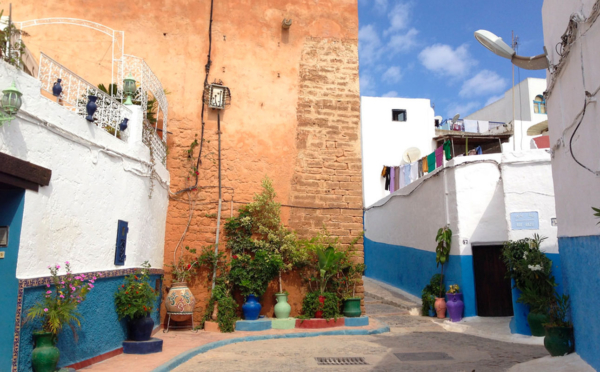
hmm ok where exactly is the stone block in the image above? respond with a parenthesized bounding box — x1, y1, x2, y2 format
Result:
(235, 319, 272, 332)
(122, 338, 163, 354)
(271, 318, 297, 330)
(344, 316, 369, 327)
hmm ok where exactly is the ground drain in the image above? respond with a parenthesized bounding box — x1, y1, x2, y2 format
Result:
(315, 357, 368, 366)
(394, 352, 453, 361)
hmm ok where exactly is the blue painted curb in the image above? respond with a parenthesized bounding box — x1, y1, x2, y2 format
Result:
(344, 316, 369, 327)
(235, 319, 272, 331)
(123, 337, 163, 354)
(151, 325, 391, 372)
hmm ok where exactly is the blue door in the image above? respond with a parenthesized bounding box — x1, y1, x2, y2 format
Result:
(0, 188, 25, 372)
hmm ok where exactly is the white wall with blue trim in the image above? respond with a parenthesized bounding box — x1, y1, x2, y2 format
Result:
(364, 151, 561, 333)
(542, 0, 600, 369)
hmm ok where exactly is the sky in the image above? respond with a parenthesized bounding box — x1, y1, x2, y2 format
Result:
(358, 0, 546, 118)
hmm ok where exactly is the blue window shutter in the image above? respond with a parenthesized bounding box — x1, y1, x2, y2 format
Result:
(114, 220, 129, 265)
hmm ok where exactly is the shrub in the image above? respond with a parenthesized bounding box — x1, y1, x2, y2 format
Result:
(300, 291, 341, 320)
(114, 262, 158, 320)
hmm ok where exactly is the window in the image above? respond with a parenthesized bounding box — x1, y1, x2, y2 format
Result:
(533, 95, 546, 114)
(392, 109, 407, 122)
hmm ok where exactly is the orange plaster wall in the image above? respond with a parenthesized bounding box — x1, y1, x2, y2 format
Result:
(11, 0, 363, 322)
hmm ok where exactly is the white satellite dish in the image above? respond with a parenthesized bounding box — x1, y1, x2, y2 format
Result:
(451, 113, 460, 124)
(403, 147, 421, 163)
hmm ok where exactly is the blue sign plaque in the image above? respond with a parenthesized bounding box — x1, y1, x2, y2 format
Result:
(510, 212, 539, 230)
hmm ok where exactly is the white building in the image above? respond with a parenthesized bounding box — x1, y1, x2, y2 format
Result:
(465, 78, 548, 151)
(360, 96, 436, 207)
(541, 0, 600, 369)
(0, 58, 169, 371)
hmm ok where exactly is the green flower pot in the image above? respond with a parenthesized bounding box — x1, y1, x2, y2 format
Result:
(527, 312, 549, 337)
(544, 326, 574, 356)
(32, 332, 59, 372)
(343, 298, 362, 318)
(274, 293, 292, 318)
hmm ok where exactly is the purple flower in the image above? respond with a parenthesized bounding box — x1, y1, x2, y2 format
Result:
(92, 276, 97, 280)
(65, 261, 70, 265)
(46, 290, 52, 294)
(59, 294, 64, 298)
(55, 264, 61, 269)
(60, 281, 64, 285)
(88, 284, 94, 288)
(46, 284, 50, 288)
(47, 265, 51, 269)
(43, 308, 48, 312)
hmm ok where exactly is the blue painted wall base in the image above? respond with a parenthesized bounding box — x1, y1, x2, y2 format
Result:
(558, 235, 600, 371)
(123, 338, 163, 354)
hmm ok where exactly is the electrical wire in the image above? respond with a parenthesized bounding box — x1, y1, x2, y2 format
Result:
(567, 95, 599, 176)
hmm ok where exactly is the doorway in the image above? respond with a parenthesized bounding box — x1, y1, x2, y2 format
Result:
(472, 245, 513, 317)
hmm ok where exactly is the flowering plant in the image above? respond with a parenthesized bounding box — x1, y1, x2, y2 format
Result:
(167, 246, 199, 283)
(447, 284, 460, 294)
(26, 262, 97, 335)
(114, 261, 158, 320)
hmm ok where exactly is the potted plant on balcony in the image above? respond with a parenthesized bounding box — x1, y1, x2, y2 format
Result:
(421, 274, 443, 317)
(543, 294, 574, 356)
(434, 226, 452, 319)
(165, 246, 198, 321)
(114, 261, 158, 341)
(446, 284, 464, 322)
(26, 262, 96, 372)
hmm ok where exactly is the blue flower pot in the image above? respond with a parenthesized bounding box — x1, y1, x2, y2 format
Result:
(428, 308, 436, 317)
(242, 294, 262, 320)
(52, 79, 62, 97)
(86, 95, 98, 122)
(128, 314, 154, 341)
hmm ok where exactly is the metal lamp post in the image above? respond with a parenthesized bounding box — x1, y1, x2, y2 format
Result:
(0, 82, 23, 124)
(123, 73, 136, 105)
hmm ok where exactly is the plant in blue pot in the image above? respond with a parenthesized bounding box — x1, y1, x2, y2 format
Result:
(229, 250, 283, 320)
(114, 261, 158, 341)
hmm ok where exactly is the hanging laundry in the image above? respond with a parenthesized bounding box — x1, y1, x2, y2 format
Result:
(476, 146, 483, 155)
(427, 152, 436, 172)
(468, 149, 477, 156)
(418, 158, 424, 178)
(410, 161, 419, 183)
(443, 140, 452, 160)
(382, 166, 391, 190)
(399, 165, 406, 188)
(422, 156, 429, 174)
(478, 120, 490, 133)
(435, 146, 443, 168)
(403, 164, 411, 186)
(464, 120, 478, 133)
(390, 167, 395, 192)
(394, 166, 400, 190)
(381, 166, 387, 177)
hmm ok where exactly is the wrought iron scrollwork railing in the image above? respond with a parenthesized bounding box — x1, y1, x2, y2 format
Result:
(37, 52, 131, 140)
(143, 119, 167, 166)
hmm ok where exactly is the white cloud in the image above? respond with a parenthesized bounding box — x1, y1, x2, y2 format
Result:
(385, 2, 412, 34)
(387, 28, 419, 54)
(485, 94, 505, 106)
(382, 91, 398, 97)
(360, 73, 376, 96)
(358, 0, 388, 13)
(418, 44, 477, 78)
(460, 70, 508, 98)
(445, 101, 481, 118)
(382, 66, 402, 83)
(358, 24, 382, 66)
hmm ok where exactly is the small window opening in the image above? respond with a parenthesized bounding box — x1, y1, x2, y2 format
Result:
(392, 109, 407, 122)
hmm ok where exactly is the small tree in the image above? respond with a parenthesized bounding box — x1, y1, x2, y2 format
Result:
(435, 226, 452, 297)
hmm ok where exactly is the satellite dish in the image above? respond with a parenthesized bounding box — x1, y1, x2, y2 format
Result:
(474, 30, 516, 59)
(403, 147, 421, 163)
(451, 114, 460, 124)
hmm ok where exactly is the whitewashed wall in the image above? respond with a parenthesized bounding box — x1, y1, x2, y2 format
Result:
(0, 63, 170, 278)
(543, 0, 600, 238)
(365, 153, 556, 254)
(361, 96, 436, 207)
(501, 150, 558, 253)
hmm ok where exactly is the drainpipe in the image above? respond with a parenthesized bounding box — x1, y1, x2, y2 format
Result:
(211, 111, 222, 290)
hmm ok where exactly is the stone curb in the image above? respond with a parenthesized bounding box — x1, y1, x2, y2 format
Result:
(150, 325, 391, 372)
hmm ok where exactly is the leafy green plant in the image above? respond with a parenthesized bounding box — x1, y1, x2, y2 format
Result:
(26, 262, 97, 336)
(545, 294, 572, 328)
(228, 250, 283, 297)
(114, 261, 158, 320)
(167, 246, 199, 283)
(593, 207, 600, 225)
(315, 246, 346, 294)
(421, 274, 443, 315)
(501, 234, 556, 314)
(447, 284, 460, 294)
(435, 226, 452, 297)
(199, 248, 238, 333)
(0, 13, 28, 68)
(300, 291, 341, 320)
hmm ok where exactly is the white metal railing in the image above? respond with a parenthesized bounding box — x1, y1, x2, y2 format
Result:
(38, 52, 131, 140)
(117, 55, 168, 141)
(143, 119, 167, 165)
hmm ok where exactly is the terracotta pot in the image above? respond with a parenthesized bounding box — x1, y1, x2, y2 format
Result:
(165, 282, 196, 321)
(434, 297, 446, 319)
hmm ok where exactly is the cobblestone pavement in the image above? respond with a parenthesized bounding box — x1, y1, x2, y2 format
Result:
(173, 296, 547, 372)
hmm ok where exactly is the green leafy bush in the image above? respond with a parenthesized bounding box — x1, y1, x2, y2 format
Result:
(421, 274, 443, 315)
(228, 250, 283, 297)
(545, 294, 572, 328)
(114, 262, 158, 320)
(300, 291, 341, 320)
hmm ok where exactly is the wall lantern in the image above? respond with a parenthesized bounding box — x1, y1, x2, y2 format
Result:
(123, 73, 136, 105)
(0, 82, 23, 124)
(207, 83, 231, 110)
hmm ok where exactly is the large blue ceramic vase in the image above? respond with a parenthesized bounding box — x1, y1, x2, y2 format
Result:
(242, 294, 261, 320)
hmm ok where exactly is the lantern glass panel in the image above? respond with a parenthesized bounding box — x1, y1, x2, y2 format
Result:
(124, 79, 136, 95)
(1, 91, 22, 115)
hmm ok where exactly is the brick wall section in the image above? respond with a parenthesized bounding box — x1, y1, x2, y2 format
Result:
(288, 37, 365, 312)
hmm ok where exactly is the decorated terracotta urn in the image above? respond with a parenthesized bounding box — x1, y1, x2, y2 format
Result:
(165, 282, 196, 321)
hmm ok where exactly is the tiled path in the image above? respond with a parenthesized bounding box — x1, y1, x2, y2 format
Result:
(80, 320, 386, 371)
